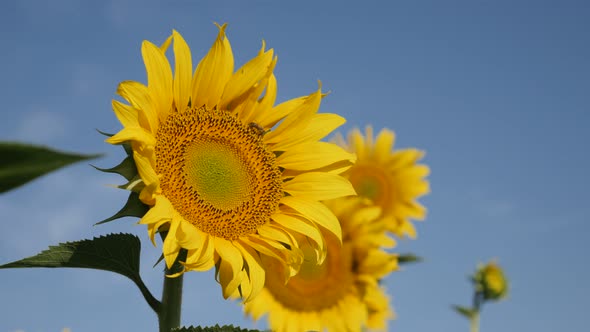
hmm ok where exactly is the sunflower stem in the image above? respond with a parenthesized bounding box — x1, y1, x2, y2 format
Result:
(469, 291, 483, 332)
(158, 249, 187, 332)
(469, 312, 480, 332)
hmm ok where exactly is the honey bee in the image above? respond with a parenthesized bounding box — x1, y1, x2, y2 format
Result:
(248, 122, 268, 136)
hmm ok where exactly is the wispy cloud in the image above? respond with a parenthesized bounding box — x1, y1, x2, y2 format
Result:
(16, 0, 82, 22)
(0, 169, 115, 258)
(70, 63, 114, 97)
(479, 198, 514, 219)
(14, 108, 69, 144)
(105, 0, 157, 28)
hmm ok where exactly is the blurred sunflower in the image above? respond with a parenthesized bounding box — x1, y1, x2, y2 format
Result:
(244, 197, 397, 332)
(105, 24, 356, 301)
(474, 260, 509, 301)
(335, 126, 430, 238)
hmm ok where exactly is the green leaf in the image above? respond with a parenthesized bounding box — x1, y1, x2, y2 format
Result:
(452, 305, 476, 319)
(92, 155, 137, 181)
(96, 192, 149, 225)
(172, 325, 263, 332)
(0, 233, 160, 313)
(0, 142, 101, 193)
(397, 253, 423, 264)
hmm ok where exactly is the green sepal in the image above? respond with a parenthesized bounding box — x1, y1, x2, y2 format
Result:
(397, 253, 423, 265)
(122, 142, 133, 156)
(0, 142, 101, 194)
(96, 129, 114, 137)
(153, 253, 165, 268)
(172, 325, 263, 332)
(92, 155, 138, 181)
(0, 233, 160, 313)
(452, 305, 476, 319)
(96, 191, 149, 225)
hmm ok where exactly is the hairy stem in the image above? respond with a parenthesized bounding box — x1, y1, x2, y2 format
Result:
(158, 249, 187, 332)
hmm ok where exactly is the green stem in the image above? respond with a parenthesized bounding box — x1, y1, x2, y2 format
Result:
(158, 249, 187, 332)
(469, 311, 480, 332)
(470, 291, 483, 332)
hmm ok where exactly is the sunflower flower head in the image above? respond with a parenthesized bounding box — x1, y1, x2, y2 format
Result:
(104, 24, 356, 301)
(334, 126, 430, 239)
(244, 197, 398, 332)
(473, 260, 509, 301)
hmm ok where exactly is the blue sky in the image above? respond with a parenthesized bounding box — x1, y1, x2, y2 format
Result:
(1, 1, 589, 331)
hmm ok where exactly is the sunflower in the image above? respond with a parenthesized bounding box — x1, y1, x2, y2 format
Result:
(334, 126, 430, 238)
(474, 260, 509, 301)
(244, 197, 397, 332)
(105, 24, 356, 301)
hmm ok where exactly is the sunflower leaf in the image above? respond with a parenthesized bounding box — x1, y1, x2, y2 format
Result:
(0, 142, 101, 194)
(452, 305, 476, 319)
(172, 325, 263, 332)
(96, 192, 149, 225)
(92, 155, 138, 181)
(0, 233, 161, 313)
(397, 253, 423, 265)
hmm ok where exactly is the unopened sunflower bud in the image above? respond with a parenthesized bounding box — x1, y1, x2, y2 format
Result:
(474, 260, 509, 301)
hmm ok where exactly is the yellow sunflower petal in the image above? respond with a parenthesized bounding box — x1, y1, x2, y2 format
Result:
(112, 100, 139, 128)
(219, 46, 274, 110)
(283, 172, 356, 201)
(282, 113, 346, 149)
(264, 85, 322, 146)
(374, 129, 396, 162)
(350, 128, 369, 161)
(160, 34, 173, 53)
(256, 94, 306, 129)
(394, 220, 417, 239)
(276, 141, 356, 171)
(236, 58, 277, 124)
(163, 220, 181, 268)
(138, 195, 173, 225)
(268, 117, 331, 150)
(389, 149, 425, 169)
(254, 73, 277, 114)
(133, 151, 158, 187)
(105, 126, 155, 146)
(117, 80, 158, 133)
(331, 132, 348, 150)
(243, 236, 303, 278)
(271, 213, 324, 253)
(172, 30, 192, 112)
(280, 196, 342, 242)
(235, 241, 265, 302)
(214, 237, 245, 299)
(364, 125, 374, 148)
(142, 40, 173, 123)
(192, 23, 234, 109)
(240, 237, 285, 263)
(185, 233, 215, 271)
(176, 219, 202, 250)
(146, 218, 170, 246)
(358, 250, 397, 277)
(257, 224, 298, 249)
(244, 291, 272, 320)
